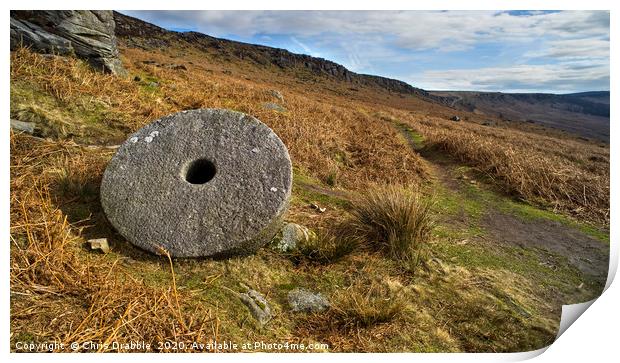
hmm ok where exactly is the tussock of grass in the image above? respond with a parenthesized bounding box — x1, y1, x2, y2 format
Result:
(331, 276, 407, 329)
(341, 185, 434, 272)
(290, 231, 359, 265)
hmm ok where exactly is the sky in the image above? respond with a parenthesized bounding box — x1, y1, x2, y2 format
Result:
(120, 10, 610, 93)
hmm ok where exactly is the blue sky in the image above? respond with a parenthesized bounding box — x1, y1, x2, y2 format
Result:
(120, 10, 609, 93)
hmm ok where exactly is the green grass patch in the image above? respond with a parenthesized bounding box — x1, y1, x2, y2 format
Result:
(134, 266, 173, 287)
(136, 74, 163, 94)
(10, 80, 125, 143)
(291, 167, 350, 208)
(395, 122, 425, 149)
(440, 170, 609, 244)
(435, 239, 585, 294)
(499, 198, 609, 243)
(433, 184, 485, 222)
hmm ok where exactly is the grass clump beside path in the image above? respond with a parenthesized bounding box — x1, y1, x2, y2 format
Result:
(340, 185, 435, 273)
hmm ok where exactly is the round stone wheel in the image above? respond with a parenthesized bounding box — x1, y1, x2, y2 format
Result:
(100, 109, 292, 258)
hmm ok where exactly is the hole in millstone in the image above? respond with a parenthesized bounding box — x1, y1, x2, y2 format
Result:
(184, 158, 216, 184)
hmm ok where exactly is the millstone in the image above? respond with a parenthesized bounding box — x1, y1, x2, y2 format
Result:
(100, 109, 292, 258)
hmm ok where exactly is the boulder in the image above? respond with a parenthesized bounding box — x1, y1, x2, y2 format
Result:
(10, 18, 73, 55)
(288, 288, 330, 313)
(10, 10, 126, 75)
(100, 109, 292, 258)
(450, 115, 461, 122)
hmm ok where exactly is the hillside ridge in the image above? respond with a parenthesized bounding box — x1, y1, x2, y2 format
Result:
(113, 11, 440, 100)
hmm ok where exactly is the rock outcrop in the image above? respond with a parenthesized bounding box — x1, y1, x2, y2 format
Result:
(10, 10, 126, 75)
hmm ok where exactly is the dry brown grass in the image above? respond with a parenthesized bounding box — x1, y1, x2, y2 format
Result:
(330, 276, 408, 329)
(391, 111, 609, 225)
(10, 49, 163, 132)
(10, 132, 556, 352)
(10, 134, 220, 352)
(9, 47, 430, 352)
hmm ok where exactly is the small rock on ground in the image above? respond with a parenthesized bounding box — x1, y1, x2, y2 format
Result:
(87, 238, 110, 254)
(310, 203, 326, 213)
(274, 223, 314, 252)
(236, 284, 272, 326)
(288, 288, 330, 313)
(269, 90, 284, 102)
(10, 119, 36, 134)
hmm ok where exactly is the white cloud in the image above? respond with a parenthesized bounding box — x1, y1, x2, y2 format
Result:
(121, 10, 610, 92)
(290, 36, 320, 57)
(525, 38, 609, 60)
(414, 62, 610, 92)
(124, 10, 609, 51)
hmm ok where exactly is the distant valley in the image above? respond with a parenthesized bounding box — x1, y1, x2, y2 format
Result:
(429, 91, 610, 142)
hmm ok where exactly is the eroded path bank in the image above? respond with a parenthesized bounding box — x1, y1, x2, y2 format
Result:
(394, 121, 609, 338)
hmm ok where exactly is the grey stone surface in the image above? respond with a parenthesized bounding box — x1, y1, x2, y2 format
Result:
(10, 119, 36, 134)
(451, 115, 461, 122)
(10, 18, 73, 55)
(269, 90, 284, 102)
(10, 10, 126, 75)
(100, 109, 292, 258)
(236, 284, 272, 326)
(288, 288, 330, 313)
(273, 223, 314, 253)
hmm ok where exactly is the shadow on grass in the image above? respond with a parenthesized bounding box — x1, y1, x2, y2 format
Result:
(47, 167, 261, 264)
(48, 170, 163, 263)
